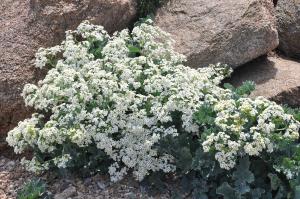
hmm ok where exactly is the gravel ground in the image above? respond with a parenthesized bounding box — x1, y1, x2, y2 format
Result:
(0, 148, 172, 199)
(0, 156, 32, 199)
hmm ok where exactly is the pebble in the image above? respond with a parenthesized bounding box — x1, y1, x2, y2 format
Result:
(97, 181, 106, 190)
(84, 177, 92, 186)
(54, 186, 77, 199)
(5, 161, 15, 171)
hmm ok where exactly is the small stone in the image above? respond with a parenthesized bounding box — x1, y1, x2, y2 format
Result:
(96, 181, 106, 190)
(5, 161, 15, 171)
(0, 190, 6, 198)
(0, 158, 6, 167)
(54, 186, 77, 199)
(124, 192, 137, 199)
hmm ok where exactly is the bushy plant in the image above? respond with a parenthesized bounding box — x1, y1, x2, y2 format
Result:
(17, 178, 48, 199)
(160, 82, 300, 198)
(7, 20, 300, 198)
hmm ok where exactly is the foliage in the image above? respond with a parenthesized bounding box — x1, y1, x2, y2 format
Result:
(223, 81, 255, 98)
(6, 20, 300, 198)
(145, 82, 300, 198)
(284, 106, 300, 122)
(17, 178, 48, 199)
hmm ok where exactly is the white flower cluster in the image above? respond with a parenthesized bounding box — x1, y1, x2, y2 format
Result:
(6, 20, 300, 181)
(35, 46, 62, 69)
(20, 157, 49, 173)
(6, 114, 42, 154)
(202, 96, 300, 177)
(6, 20, 231, 181)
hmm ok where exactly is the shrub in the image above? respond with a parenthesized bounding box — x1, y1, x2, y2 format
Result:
(17, 178, 48, 199)
(7, 20, 300, 198)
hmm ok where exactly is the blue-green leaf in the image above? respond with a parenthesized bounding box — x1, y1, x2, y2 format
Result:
(233, 156, 254, 194)
(216, 182, 241, 199)
(294, 185, 300, 199)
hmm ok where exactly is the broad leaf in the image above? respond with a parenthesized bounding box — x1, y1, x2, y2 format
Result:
(268, 173, 281, 191)
(251, 188, 265, 199)
(127, 44, 141, 53)
(233, 156, 254, 194)
(216, 182, 241, 199)
(294, 185, 300, 199)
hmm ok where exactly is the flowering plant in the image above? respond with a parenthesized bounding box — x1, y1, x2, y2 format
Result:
(6, 20, 300, 198)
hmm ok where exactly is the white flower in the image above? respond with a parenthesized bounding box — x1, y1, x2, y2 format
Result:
(53, 154, 72, 168)
(6, 20, 300, 182)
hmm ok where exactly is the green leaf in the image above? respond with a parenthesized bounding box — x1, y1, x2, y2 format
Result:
(17, 178, 47, 199)
(274, 186, 287, 199)
(251, 188, 265, 199)
(294, 185, 300, 199)
(233, 156, 254, 194)
(235, 81, 255, 96)
(224, 81, 255, 98)
(191, 177, 209, 199)
(194, 104, 215, 125)
(192, 192, 208, 199)
(268, 173, 281, 191)
(127, 44, 141, 53)
(223, 83, 235, 91)
(233, 156, 254, 183)
(177, 147, 193, 172)
(283, 105, 300, 122)
(216, 182, 241, 199)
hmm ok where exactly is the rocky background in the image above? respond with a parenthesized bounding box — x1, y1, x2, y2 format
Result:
(0, 0, 137, 142)
(0, 0, 300, 198)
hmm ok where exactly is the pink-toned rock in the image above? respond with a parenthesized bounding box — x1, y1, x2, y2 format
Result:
(276, 0, 300, 59)
(229, 55, 300, 107)
(0, 0, 137, 137)
(155, 0, 278, 69)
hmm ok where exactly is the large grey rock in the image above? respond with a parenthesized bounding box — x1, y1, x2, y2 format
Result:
(229, 55, 300, 107)
(0, 0, 137, 138)
(155, 0, 279, 69)
(276, 0, 300, 58)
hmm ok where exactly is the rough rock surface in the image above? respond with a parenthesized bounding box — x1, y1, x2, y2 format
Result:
(276, 0, 300, 59)
(229, 55, 300, 107)
(155, 0, 278, 69)
(0, 0, 137, 137)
